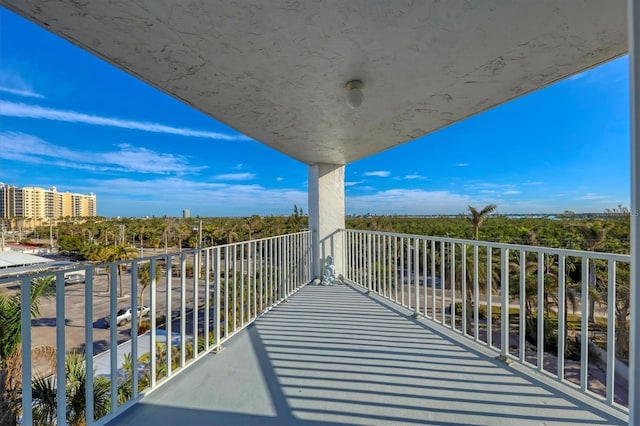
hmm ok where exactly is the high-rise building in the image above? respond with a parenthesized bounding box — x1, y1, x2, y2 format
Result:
(0, 183, 97, 227)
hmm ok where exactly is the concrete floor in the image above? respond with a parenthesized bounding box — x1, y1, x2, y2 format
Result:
(109, 283, 627, 426)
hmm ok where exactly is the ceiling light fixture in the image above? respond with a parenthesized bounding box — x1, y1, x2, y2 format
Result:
(345, 80, 364, 109)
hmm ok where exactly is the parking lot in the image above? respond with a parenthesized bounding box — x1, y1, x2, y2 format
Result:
(3, 254, 205, 375)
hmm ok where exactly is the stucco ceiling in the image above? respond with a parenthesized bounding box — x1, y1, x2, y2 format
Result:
(1, 1, 628, 165)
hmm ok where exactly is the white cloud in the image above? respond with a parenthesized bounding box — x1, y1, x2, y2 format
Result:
(0, 70, 45, 99)
(345, 180, 365, 187)
(404, 174, 428, 180)
(504, 190, 521, 195)
(464, 182, 517, 191)
(83, 177, 306, 216)
(347, 189, 470, 215)
(576, 193, 609, 201)
(0, 86, 44, 99)
(455, 163, 469, 167)
(523, 181, 544, 185)
(363, 171, 391, 177)
(0, 132, 202, 175)
(276, 177, 284, 181)
(0, 100, 250, 141)
(211, 173, 256, 181)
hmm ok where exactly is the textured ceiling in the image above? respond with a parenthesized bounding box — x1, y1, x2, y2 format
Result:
(1, 1, 628, 165)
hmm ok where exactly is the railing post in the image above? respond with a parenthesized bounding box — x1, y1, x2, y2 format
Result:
(537, 253, 544, 372)
(84, 268, 94, 425)
(414, 239, 420, 316)
(557, 254, 566, 381)
(166, 254, 173, 377)
(150, 258, 157, 387)
(214, 248, 221, 350)
(20, 277, 32, 426)
(500, 248, 509, 359)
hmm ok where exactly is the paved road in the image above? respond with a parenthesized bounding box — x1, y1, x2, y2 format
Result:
(18, 259, 207, 376)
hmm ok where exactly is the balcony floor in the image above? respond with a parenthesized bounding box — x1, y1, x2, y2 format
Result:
(109, 283, 627, 426)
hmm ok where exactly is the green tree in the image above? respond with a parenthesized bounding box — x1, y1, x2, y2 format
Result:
(0, 276, 55, 424)
(31, 352, 111, 425)
(467, 204, 497, 240)
(138, 262, 162, 307)
(107, 244, 139, 297)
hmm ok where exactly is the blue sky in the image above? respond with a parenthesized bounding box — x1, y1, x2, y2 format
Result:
(0, 8, 631, 218)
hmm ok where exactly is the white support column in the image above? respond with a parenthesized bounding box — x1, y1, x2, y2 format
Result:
(308, 164, 345, 279)
(629, 0, 640, 423)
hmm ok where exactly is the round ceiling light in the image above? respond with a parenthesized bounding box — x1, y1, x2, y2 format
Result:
(346, 80, 364, 109)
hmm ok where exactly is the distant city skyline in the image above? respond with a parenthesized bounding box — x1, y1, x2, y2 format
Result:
(0, 8, 631, 218)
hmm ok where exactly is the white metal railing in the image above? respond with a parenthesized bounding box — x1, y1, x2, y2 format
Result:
(9, 231, 311, 426)
(341, 228, 631, 412)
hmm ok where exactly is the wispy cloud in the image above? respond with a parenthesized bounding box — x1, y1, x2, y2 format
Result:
(404, 174, 428, 180)
(0, 86, 44, 99)
(523, 181, 544, 185)
(211, 173, 256, 181)
(0, 100, 250, 141)
(576, 193, 609, 201)
(83, 177, 306, 216)
(363, 171, 391, 177)
(0, 132, 202, 175)
(345, 180, 365, 187)
(276, 177, 284, 182)
(455, 163, 469, 167)
(464, 182, 516, 191)
(348, 189, 470, 215)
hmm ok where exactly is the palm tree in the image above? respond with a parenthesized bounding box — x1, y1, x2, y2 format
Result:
(31, 352, 111, 425)
(107, 244, 139, 297)
(138, 262, 162, 307)
(574, 220, 612, 322)
(0, 276, 55, 424)
(467, 204, 497, 240)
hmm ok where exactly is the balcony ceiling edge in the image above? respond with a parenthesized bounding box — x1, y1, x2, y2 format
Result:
(0, 0, 627, 165)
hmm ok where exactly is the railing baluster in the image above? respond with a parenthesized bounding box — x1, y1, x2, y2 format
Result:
(501, 249, 509, 359)
(166, 254, 173, 378)
(180, 253, 187, 367)
(473, 245, 479, 342)
(451, 241, 456, 330)
(537, 252, 544, 371)
(131, 261, 139, 399)
(519, 250, 526, 364)
(85, 267, 94, 425)
(109, 263, 118, 411)
(193, 251, 199, 356)
(462, 243, 467, 335)
(580, 256, 589, 392)
(440, 241, 445, 325)
(204, 251, 210, 352)
(422, 239, 427, 317)
(558, 254, 566, 381)
(431, 240, 436, 321)
(606, 259, 616, 404)
(240, 243, 244, 326)
(487, 247, 493, 348)
(214, 248, 221, 349)
(20, 277, 32, 426)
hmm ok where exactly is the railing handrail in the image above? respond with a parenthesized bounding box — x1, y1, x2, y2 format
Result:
(341, 228, 630, 262)
(341, 228, 630, 414)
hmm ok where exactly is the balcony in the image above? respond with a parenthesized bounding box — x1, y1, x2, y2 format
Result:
(6, 229, 630, 425)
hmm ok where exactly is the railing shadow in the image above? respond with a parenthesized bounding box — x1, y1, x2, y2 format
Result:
(110, 283, 626, 425)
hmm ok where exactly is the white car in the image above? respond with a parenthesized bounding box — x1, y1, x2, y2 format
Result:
(105, 306, 150, 327)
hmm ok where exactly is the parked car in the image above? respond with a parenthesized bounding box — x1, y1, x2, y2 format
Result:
(64, 272, 85, 285)
(105, 305, 150, 327)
